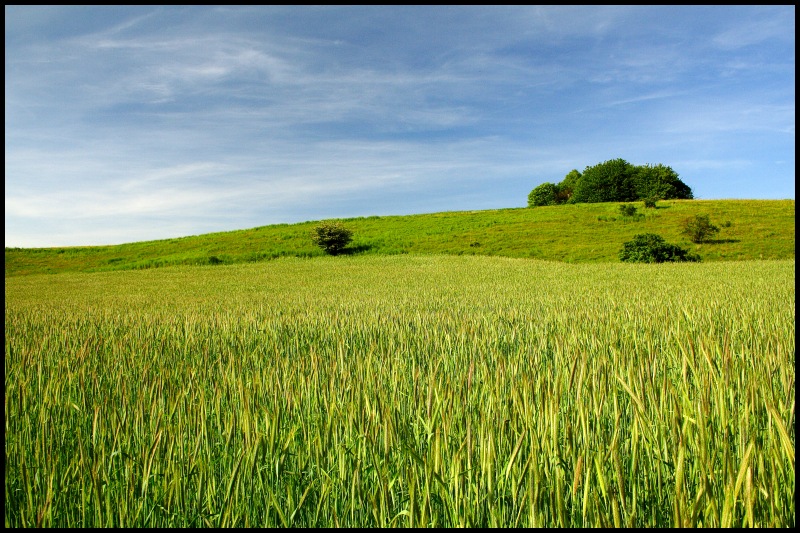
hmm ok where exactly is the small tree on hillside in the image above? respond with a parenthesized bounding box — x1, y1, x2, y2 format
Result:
(681, 214, 720, 243)
(311, 221, 353, 255)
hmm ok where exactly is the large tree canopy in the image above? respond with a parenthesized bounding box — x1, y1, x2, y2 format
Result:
(528, 158, 693, 207)
(571, 158, 638, 203)
(631, 163, 693, 200)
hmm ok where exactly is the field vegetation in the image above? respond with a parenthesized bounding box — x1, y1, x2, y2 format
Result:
(5, 255, 795, 527)
(4, 199, 795, 276)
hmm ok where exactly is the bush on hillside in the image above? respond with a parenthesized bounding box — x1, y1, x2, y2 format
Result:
(681, 214, 720, 243)
(311, 221, 353, 255)
(619, 204, 638, 217)
(619, 233, 700, 263)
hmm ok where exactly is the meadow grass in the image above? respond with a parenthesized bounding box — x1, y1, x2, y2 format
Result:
(4, 199, 794, 276)
(4, 255, 794, 527)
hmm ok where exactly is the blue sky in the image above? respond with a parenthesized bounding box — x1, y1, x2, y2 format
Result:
(5, 5, 795, 247)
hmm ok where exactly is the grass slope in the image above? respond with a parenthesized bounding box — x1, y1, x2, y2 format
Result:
(5, 199, 795, 276)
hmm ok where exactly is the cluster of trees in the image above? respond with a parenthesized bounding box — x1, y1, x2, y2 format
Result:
(312, 160, 711, 261)
(529, 158, 693, 207)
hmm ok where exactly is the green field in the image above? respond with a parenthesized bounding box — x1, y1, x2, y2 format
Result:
(5, 255, 795, 527)
(4, 199, 795, 276)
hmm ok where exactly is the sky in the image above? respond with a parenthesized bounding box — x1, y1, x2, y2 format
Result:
(5, 5, 795, 248)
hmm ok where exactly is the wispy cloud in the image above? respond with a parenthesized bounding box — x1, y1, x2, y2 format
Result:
(712, 11, 795, 50)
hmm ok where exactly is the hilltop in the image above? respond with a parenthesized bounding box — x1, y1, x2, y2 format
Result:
(4, 199, 794, 276)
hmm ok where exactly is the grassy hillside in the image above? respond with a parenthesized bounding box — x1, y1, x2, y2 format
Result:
(5, 199, 794, 276)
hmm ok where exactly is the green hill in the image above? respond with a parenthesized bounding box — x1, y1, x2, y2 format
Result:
(4, 199, 794, 276)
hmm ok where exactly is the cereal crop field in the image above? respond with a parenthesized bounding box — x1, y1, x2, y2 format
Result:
(4, 255, 795, 527)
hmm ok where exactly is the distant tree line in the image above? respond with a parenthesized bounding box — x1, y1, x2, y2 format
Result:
(528, 158, 693, 207)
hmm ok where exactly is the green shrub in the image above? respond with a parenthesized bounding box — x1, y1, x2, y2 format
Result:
(619, 233, 700, 263)
(311, 221, 353, 255)
(681, 214, 720, 243)
(619, 204, 638, 217)
(643, 196, 658, 208)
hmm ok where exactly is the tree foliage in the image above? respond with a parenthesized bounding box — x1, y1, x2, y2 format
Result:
(572, 158, 638, 203)
(528, 182, 559, 207)
(311, 221, 353, 255)
(632, 163, 694, 201)
(528, 158, 693, 207)
(619, 233, 700, 263)
(556, 169, 581, 203)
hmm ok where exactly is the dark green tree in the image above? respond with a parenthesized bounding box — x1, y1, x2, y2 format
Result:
(632, 164, 693, 200)
(572, 158, 638, 203)
(311, 221, 353, 255)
